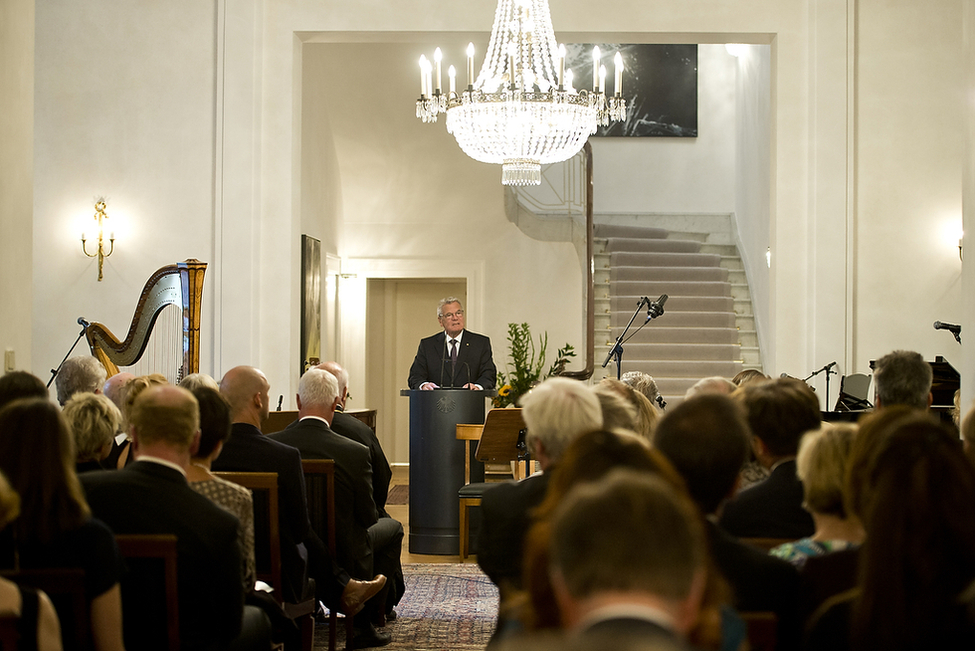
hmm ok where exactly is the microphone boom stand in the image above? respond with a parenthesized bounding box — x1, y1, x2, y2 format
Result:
(802, 362, 837, 411)
(602, 297, 650, 380)
(48, 319, 91, 388)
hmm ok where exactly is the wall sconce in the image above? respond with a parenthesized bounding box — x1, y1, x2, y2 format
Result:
(81, 199, 115, 281)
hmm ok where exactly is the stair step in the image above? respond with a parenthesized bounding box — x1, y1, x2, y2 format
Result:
(700, 243, 738, 256)
(609, 310, 736, 328)
(594, 343, 742, 361)
(611, 280, 731, 298)
(611, 295, 735, 313)
(606, 326, 741, 345)
(593, 224, 670, 240)
(720, 257, 744, 271)
(604, 238, 703, 254)
(609, 251, 722, 268)
(611, 265, 730, 282)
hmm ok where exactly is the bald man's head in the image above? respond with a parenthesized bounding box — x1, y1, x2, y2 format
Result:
(220, 366, 270, 425)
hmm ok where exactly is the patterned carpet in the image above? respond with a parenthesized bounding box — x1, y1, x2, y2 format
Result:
(314, 563, 498, 650)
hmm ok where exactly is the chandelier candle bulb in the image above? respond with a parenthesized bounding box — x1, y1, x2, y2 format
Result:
(592, 46, 601, 92)
(419, 55, 428, 97)
(434, 47, 443, 93)
(558, 44, 565, 89)
(614, 52, 623, 96)
(448, 65, 456, 95)
(466, 43, 475, 89)
(599, 64, 606, 94)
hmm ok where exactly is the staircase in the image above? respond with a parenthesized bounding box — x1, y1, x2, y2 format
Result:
(592, 220, 762, 405)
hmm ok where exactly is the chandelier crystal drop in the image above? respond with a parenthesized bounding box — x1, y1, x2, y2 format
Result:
(414, 0, 626, 186)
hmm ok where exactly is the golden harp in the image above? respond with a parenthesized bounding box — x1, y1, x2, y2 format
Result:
(84, 259, 207, 382)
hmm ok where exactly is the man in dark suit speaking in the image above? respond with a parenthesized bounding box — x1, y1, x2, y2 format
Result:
(407, 297, 496, 391)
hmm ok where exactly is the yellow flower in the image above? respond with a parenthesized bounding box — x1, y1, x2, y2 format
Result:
(499, 385, 512, 397)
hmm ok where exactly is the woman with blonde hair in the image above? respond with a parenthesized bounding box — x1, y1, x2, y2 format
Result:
(62, 392, 122, 473)
(770, 424, 864, 567)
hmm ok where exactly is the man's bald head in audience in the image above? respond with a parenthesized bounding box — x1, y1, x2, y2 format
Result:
(219, 366, 271, 425)
(130, 385, 200, 451)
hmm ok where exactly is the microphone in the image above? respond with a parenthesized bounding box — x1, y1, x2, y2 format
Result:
(77, 317, 90, 328)
(647, 294, 668, 320)
(934, 321, 961, 335)
(463, 362, 472, 389)
(825, 361, 837, 371)
(276, 395, 283, 411)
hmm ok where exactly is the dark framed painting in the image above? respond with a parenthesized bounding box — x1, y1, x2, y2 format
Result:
(300, 234, 322, 373)
(564, 43, 698, 137)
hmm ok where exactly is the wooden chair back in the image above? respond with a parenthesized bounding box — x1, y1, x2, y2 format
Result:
(0, 615, 18, 650)
(0, 568, 88, 650)
(301, 458, 355, 651)
(213, 471, 282, 593)
(741, 611, 778, 651)
(115, 534, 179, 651)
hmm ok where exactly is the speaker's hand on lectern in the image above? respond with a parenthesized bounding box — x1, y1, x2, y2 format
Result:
(463, 383, 483, 390)
(420, 382, 439, 390)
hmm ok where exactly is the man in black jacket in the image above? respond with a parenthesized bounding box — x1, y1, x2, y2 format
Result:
(654, 393, 800, 649)
(408, 297, 496, 390)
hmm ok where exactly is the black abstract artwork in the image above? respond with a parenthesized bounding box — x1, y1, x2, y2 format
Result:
(564, 43, 698, 137)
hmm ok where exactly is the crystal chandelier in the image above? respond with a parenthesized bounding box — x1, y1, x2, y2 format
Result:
(415, 0, 626, 186)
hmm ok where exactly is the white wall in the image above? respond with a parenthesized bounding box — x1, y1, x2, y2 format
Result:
(0, 0, 34, 373)
(592, 44, 737, 215)
(734, 45, 772, 377)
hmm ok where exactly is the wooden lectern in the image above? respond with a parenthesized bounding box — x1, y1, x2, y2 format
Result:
(401, 389, 491, 554)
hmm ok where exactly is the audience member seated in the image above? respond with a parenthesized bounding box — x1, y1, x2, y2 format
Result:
(620, 370, 665, 411)
(0, 370, 48, 409)
(805, 413, 975, 651)
(770, 424, 863, 567)
(719, 378, 820, 539)
(80, 385, 269, 651)
(797, 406, 914, 626)
(962, 401, 975, 467)
(592, 381, 638, 434)
(521, 430, 740, 651)
(0, 398, 125, 651)
(477, 378, 603, 609)
(110, 374, 168, 470)
(214, 366, 386, 625)
(732, 369, 770, 387)
(548, 470, 709, 650)
(317, 362, 393, 518)
(595, 378, 658, 440)
(269, 369, 399, 646)
(685, 376, 737, 399)
(0, 470, 63, 651)
(872, 349, 933, 411)
(178, 373, 220, 392)
(55, 357, 107, 407)
(63, 393, 122, 473)
(101, 373, 134, 411)
(652, 394, 799, 648)
(185, 387, 256, 592)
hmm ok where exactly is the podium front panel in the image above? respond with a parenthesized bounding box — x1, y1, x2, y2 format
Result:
(402, 389, 487, 554)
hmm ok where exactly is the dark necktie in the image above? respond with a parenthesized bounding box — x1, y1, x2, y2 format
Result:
(449, 339, 458, 375)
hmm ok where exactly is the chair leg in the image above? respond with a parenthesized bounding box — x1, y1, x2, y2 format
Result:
(344, 615, 355, 650)
(459, 499, 469, 559)
(328, 611, 337, 651)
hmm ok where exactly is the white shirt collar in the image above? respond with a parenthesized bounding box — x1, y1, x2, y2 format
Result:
(444, 330, 464, 346)
(578, 603, 676, 634)
(299, 414, 332, 427)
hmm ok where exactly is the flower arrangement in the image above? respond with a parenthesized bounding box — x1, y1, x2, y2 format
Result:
(492, 322, 576, 408)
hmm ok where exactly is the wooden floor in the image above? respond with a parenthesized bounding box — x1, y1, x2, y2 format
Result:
(387, 465, 480, 565)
